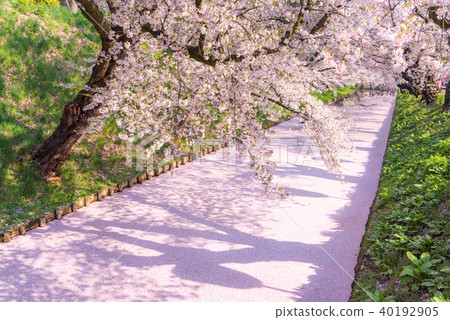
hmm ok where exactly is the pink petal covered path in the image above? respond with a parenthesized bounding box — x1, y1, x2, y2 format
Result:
(0, 92, 396, 301)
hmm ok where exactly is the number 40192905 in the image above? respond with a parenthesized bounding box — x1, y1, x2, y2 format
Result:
(379, 306, 438, 317)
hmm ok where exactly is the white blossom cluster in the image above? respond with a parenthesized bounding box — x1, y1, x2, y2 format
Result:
(73, 0, 448, 196)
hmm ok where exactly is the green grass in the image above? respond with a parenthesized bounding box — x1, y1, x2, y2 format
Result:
(311, 85, 361, 102)
(351, 92, 450, 302)
(258, 85, 361, 126)
(0, 1, 148, 231)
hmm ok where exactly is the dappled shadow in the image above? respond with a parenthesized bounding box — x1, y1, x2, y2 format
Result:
(0, 92, 396, 301)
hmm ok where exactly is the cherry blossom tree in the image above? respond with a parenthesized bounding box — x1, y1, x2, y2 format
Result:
(350, 1, 449, 103)
(31, 0, 449, 195)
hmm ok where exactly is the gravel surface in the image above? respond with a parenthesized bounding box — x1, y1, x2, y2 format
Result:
(0, 92, 396, 301)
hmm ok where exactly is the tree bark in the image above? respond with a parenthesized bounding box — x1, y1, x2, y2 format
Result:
(32, 95, 93, 179)
(420, 73, 440, 104)
(398, 65, 440, 104)
(31, 54, 117, 179)
(32, 0, 117, 180)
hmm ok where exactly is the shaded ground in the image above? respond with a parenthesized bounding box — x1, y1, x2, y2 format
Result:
(0, 92, 396, 301)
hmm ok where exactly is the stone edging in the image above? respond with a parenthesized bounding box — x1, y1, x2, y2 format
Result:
(0, 88, 362, 244)
(0, 143, 224, 243)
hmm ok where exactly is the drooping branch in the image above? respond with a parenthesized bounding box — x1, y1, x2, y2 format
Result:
(310, 13, 329, 34)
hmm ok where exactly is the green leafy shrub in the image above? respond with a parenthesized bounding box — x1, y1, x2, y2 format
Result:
(399, 252, 446, 292)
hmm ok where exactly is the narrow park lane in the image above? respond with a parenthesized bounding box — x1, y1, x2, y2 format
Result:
(0, 92, 396, 301)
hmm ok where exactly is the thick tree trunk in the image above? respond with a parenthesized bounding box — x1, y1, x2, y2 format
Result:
(31, 92, 98, 180)
(420, 73, 440, 104)
(421, 86, 440, 104)
(32, 0, 123, 180)
(398, 65, 422, 97)
(32, 47, 121, 180)
(442, 83, 450, 113)
(398, 65, 439, 104)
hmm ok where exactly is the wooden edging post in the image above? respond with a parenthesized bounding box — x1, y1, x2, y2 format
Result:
(3, 232, 10, 243)
(55, 208, 62, 220)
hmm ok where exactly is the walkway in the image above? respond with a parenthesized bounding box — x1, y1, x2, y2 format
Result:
(0, 92, 396, 301)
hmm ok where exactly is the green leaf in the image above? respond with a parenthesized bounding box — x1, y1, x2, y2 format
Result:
(421, 261, 434, 271)
(440, 266, 450, 273)
(365, 290, 382, 302)
(400, 268, 416, 278)
(407, 251, 419, 265)
(420, 252, 430, 261)
(421, 281, 435, 287)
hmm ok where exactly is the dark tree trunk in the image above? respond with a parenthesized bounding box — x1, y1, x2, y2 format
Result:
(442, 83, 450, 113)
(31, 91, 100, 180)
(32, 47, 122, 179)
(32, 0, 125, 180)
(398, 82, 421, 97)
(420, 73, 440, 104)
(398, 65, 440, 104)
(60, 0, 78, 13)
(32, 43, 127, 180)
(398, 65, 422, 97)
(32, 43, 120, 180)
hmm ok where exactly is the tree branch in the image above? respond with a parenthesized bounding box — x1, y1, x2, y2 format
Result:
(281, 0, 312, 43)
(76, 0, 112, 43)
(105, 0, 118, 14)
(310, 13, 329, 34)
(251, 93, 309, 121)
(141, 0, 330, 67)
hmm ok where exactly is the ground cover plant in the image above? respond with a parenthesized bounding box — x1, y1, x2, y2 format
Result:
(351, 92, 450, 302)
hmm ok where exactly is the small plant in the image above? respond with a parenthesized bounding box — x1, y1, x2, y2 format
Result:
(427, 292, 450, 302)
(409, 235, 435, 255)
(365, 289, 395, 302)
(399, 252, 442, 291)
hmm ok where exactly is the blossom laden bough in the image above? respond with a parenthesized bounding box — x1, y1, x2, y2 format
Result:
(31, 0, 449, 196)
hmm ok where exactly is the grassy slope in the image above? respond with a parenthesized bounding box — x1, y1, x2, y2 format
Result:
(351, 92, 449, 302)
(0, 1, 146, 231)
